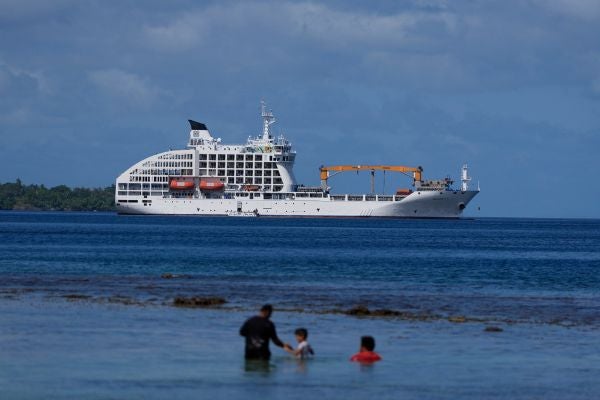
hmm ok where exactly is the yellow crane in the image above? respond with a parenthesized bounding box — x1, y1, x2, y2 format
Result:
(319, 165, 423, 192)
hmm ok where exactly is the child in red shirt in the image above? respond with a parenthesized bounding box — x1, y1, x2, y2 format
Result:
(350, 336, 382, 363)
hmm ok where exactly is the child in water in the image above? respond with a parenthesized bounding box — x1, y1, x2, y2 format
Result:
(285, 328, 314, 359)
(350, 335, 381, 363)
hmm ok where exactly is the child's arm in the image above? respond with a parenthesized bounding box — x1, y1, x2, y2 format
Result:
(283, 343, 303, 356)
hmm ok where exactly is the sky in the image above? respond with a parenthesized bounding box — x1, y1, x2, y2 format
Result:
(1, 0, 599, 218)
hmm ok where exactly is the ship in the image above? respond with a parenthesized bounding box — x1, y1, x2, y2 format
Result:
(115, 102, 479, 217)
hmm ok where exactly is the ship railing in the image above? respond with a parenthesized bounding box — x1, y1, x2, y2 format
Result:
(328, 194, 398, 202)
(347, 195, 364, 201)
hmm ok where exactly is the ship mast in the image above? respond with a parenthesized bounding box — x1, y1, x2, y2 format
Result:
(461, 164, 471, 191)
(261, 100, 275, 142)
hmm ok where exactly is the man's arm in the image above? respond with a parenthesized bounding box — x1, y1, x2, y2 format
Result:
(240, 320, 249, 337)
(269, 323, 285, 348)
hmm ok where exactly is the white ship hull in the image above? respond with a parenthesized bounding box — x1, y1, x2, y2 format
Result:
(116, 190, 478, 218)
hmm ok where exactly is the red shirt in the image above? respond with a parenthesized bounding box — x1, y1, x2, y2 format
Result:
(350, 351, 382, 363)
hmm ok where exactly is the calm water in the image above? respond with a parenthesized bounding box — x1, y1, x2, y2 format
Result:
(1, 212, 599, 399)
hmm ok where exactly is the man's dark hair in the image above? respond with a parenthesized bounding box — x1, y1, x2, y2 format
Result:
(260, 304, 273, 315)
(361, 336, 376, 351)
(294, 328, 308, 339)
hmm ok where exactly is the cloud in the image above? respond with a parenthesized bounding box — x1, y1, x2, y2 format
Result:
(285, 2, 457, 49)
(88, 68, 163, 107)
(0, 0, 75, 22)
(142, 2, 456, 52)
(136, 1, 600, 93)
(143, 13, 209, 52)
(592, 77, 600, 95)
(0, 62, 49, 95)
(535, 0, 600, 20)
(0, 62, 51, 128)
(0, 107, 31, 125)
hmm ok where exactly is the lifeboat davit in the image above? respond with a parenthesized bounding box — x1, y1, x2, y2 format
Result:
(170, 179, 195, 190)
(199, 178, 225, 191)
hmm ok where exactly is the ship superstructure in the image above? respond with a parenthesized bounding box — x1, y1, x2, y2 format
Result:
(115, 102, 479, 217)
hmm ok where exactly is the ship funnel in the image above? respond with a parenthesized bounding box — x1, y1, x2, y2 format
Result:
(188, 120, 208, 131)
(188, 119, 213, 146)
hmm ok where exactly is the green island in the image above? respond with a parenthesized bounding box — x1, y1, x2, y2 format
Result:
(0, 180, 115, 212)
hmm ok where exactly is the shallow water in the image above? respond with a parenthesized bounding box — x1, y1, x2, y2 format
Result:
(1, 212, 599, 398)
(1, 300, 598, 400)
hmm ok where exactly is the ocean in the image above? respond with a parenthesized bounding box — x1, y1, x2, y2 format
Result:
(1, 212, 599, 399)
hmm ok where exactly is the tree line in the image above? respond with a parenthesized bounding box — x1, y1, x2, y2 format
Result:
(0, 179, 115, 211)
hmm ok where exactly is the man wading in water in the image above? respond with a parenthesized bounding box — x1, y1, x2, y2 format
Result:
(240, 304, 290, 360)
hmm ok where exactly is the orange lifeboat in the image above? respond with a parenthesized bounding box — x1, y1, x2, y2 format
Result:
(395, 188, 413, 196)
(170, 179, 195, 190)
(199, 178, 224, 191)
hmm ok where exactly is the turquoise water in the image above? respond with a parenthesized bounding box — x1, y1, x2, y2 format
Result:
(1, 212, 599, 399)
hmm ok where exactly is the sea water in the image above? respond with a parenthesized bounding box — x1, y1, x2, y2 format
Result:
(1, 212, 599, 399)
